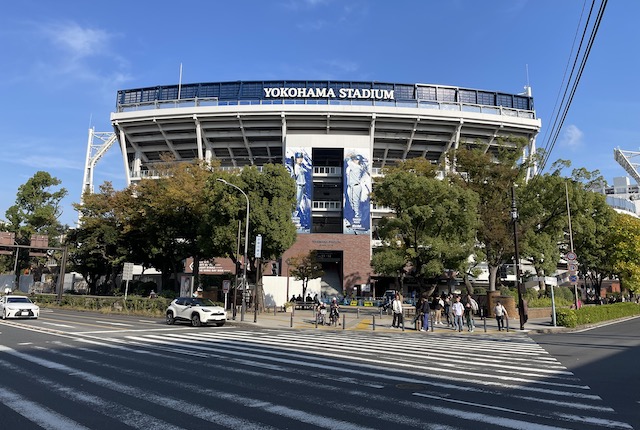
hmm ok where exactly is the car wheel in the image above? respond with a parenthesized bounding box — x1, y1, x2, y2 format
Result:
(166, 311, 175, 325)
(191, 313, 202, 327)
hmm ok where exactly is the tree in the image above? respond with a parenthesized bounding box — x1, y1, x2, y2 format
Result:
(454, 138, 528, 291)
(121, 159, 214, 293)
(4, 171, 67, 283)
(205, 164, 297, 282)
(287, 250, 324, 299)
(518, 163, 574, 293)
(70, 182, 128, 294)
(607, 213, 640, 295)
(371, 158, 479, 293)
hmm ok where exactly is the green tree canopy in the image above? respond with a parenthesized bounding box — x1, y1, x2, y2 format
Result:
(607, 213, 640, 294)
(371, 158, 479, 292)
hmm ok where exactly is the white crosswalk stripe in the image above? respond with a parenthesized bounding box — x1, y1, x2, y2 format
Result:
(0, 330, 633, 430)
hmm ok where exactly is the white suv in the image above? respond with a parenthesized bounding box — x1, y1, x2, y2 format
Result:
(165, 297, 227, 327)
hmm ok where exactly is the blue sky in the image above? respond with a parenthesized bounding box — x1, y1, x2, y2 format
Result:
(1, 0, 638, 226)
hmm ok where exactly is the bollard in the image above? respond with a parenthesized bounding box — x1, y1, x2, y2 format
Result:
(483, 315, 487, 332)
(342, 313, 345, 330)
(290, 312, 293, 328)
(430, 312, 434, 332)
(315, 313, 318, 329)
(506, 317, 510, 332)
(372, 314, 376, 331)
(380, 307, 383, 318)
(357, 308, 360, 318)
(274, 305, 276, 316)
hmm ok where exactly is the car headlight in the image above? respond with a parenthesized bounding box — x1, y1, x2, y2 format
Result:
(202, 309, 211, 313)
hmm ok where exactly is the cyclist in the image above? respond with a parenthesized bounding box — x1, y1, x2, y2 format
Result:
(316, 301, 327, 325)
(329, 297, 340, 326)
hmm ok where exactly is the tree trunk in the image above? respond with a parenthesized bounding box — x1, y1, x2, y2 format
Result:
(463, 273, 474, 295)
(488, 265, 498, 291)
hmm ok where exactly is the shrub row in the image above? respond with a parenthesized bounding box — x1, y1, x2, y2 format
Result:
(34, 294, 171, 317)
(555, 303, 640, 328)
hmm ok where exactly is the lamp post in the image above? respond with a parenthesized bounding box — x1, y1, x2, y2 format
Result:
(217, 178, 249, 322)
(511, 185, 526, 330)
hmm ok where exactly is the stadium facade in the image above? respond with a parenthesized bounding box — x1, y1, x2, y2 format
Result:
(102, 80, 541, 296)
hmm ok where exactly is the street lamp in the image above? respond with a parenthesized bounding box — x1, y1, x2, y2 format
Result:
(217, 178, 249, 322)
(511, 185, 526, 330)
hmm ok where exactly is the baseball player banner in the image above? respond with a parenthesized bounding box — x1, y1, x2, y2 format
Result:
(285, 147, 312, 233)
(343, 149, 371, 234)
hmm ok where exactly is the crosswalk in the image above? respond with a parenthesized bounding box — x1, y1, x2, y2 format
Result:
(0, 329, 633, 430)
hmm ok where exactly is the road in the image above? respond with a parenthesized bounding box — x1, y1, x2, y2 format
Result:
(0, 308, 636, 429)
(532, 317, 640, 430)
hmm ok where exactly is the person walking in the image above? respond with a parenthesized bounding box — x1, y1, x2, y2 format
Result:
(391, 293, 404, 329)
(495, 301, 508, 331)
(451, 296, 465, 332)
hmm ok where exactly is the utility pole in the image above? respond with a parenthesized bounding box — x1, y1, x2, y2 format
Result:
(511, 186, 526, 330)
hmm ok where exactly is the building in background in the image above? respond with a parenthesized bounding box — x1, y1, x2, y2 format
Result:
(89, 80, 541, 297)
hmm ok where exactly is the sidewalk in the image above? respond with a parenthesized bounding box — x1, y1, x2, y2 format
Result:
(228, 308, 567, 334)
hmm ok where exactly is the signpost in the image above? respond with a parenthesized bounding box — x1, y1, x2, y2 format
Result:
(123, 262, 134, 300)
(222, 280, 230, 311)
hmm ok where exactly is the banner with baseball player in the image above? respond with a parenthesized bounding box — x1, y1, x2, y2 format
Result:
(285, 147, 312, 233)
(343, 149, 371, 234)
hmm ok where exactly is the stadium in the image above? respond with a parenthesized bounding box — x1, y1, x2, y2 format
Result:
(86, 80, 541, 298)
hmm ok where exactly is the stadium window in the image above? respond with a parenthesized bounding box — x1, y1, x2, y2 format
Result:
(477, 92, 495, 106)
(496, 94, 513, 108)
(437, 88, 456, 102)
(458, 90, 477, 104)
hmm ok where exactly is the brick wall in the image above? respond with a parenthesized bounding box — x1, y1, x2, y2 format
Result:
(282, 233, 373, 290)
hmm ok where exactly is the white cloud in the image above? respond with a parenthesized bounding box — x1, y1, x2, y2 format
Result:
(43, 22, 111, 59)
(560, 124, 583, 149)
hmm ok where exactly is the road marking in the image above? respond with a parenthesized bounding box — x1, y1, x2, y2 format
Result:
(41, 322, 75, 328)
(94, 320, 132, 326)
(0, 386, 90, 430)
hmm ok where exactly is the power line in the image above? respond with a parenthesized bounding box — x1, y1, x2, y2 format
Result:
(537, 0, 608, 174)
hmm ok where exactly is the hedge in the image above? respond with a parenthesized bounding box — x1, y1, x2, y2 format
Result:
(555, 303, 640, 328)
(33, 294, 172, 317)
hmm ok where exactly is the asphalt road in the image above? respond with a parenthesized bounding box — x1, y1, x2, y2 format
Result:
(0, 309, 636, 429)
(531, 317, 640, 430)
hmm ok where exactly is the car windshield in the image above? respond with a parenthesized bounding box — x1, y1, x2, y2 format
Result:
(191, 298, 216, 307)
(7, 297, 31, 304)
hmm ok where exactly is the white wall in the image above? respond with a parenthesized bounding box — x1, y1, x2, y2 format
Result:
(262, 276, 322, 307)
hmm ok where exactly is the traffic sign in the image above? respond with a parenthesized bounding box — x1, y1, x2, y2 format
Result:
(255, 234, 262, 258)
(569, 274, 578, 283)
(566, 251, 577, 261)
(568, 263, 578, 272)
(222, 280, 230, 294)
(122, 262, 134, 281)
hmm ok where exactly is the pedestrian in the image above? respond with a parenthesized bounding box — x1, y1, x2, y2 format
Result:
(495, 301, 508, 331)
(413, 296, 423, 331)
(420, 293, 430, 332)
(464, 298, 475, 332)
(431, 295, 443, 325)
(444, 295, 452, 327)
(451, 296, 464, 332)
(391, 293, 403, 329)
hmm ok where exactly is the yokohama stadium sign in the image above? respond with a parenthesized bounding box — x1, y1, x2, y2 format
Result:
(264, 86, 394, 100)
